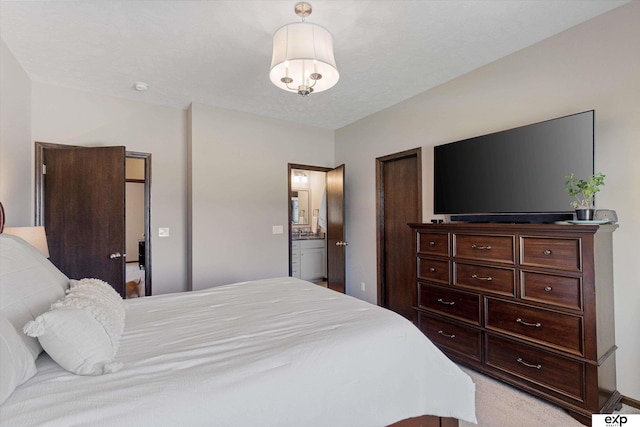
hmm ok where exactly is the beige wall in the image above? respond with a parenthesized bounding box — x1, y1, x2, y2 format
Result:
(0, 44, 188, 295)
(125, 158, 146, 262)
(189, 103, 335, 290)
(0, 39, 32, 225)
(125, 182, 145, 263)
(126, 157, 145, 181)
(335, 2, 640, 399)
(29, 83, 189, 296)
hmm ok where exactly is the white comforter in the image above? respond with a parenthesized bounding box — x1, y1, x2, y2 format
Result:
(0, 277, 476, 426)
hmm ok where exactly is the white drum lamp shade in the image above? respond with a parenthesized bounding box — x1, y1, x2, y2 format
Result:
(270, 22, 339, 95)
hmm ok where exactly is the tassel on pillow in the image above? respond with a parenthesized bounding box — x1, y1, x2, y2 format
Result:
(23, 319, 46, 337)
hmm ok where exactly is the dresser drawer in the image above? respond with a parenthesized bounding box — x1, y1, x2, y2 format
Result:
(521, 271, 582, 311)
(521, 236, 581, 272)
(454, 234, 514, 264)
(418, 257, 450, 284)
(454, 262, 515, 297)
(419, 284, 480, 325)
(486, 334, 585, 402)
(417, 312, 481, 361)
(485, 298, 583, 355)
(418, 232, 449, 256)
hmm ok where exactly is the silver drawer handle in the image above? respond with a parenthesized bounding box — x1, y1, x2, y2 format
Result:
(543, 249, 552, 256)
(471, 274, 493, 281)
(517, 357, 542, 370)
(438, 330, 456, 339)
(429, 267, 436, 273)
(471, 244, 492, 250)
(516, 318, 541, 328)
(544, 286, 553, 292)
(429, 241, 436, 246)
(437, 298, 455, 306)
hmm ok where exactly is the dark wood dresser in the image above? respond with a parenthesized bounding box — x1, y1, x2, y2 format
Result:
(408, 223, 620, 425)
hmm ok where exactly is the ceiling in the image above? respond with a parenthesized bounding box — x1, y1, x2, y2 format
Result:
(0, 1, 629, 130)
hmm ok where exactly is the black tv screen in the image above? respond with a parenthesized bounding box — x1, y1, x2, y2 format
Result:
(434, 111, 594, 218)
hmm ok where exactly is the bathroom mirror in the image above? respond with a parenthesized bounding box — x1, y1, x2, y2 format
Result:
(291, 189, 310, 225)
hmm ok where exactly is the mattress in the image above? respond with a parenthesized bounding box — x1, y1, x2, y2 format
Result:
(0, 277, 476, 426)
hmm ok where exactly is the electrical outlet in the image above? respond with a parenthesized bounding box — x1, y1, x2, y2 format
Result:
(272, 225, 284, 234)
(158, 227, 170, 237)
(360, 282, 366, 291)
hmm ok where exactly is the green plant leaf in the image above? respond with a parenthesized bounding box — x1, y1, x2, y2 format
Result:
(564, 172, 605, 209)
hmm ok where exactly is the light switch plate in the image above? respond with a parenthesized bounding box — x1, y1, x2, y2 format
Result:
(159, 227, 170, 237)
(272, 225, 284, 234)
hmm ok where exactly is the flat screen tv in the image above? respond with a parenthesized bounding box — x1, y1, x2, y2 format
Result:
(434, 110, 594, 223)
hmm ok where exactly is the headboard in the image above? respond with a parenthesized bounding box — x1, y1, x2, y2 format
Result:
(0, 201, 5, 233)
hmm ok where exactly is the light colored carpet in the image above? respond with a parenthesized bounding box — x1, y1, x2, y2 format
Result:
(459, 365, 640, 427)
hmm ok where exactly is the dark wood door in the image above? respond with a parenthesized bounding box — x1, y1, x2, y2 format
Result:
(377, 149, 422, 321)
(326, 164, 346, 293)
(44, 146, 126, 296)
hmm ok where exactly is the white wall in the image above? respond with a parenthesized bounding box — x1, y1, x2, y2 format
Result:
(125, 158, 146, 263)
(189, 103, 334, 290)
(0, 39, 32, 225)
(335, 2, 640, 399)
(30, 83, 188, 296)
(308, 170, 326, 233)
(125, 182, 145, 262)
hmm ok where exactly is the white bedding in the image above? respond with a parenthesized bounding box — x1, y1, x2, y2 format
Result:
(0, 277, 476, 426)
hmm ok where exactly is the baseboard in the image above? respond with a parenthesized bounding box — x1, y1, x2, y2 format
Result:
(622, 395, 640, 410)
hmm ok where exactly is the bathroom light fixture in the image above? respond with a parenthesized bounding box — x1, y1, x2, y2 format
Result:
(269, 2, 339, 96)
(293, 171, 308, 184)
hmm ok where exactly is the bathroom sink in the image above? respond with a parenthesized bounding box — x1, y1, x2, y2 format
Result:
(292, 233, 325, 240)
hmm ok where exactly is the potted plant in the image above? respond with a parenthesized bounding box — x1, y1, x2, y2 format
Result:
(564, 172, 605, 220)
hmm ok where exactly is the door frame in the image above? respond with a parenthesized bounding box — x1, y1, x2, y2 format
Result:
(325, 164, 346, 293)
(126, 151, 153, 297)
(34, 141, 153, 296)
(376, 147, 422, 307)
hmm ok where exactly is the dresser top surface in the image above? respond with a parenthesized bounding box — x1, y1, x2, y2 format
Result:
(409, 222, 618, 234)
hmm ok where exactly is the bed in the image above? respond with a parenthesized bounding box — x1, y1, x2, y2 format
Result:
(0, 229, 476, 426)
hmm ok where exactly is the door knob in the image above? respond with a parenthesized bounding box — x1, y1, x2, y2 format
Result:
(109, 252, 123, 259)
(335, 241, 349, 246)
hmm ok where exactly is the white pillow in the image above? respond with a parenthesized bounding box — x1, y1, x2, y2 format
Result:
(0, 234, 69, 360)
(66, 278, 126, 346)
(0, 313, 37, 404)
(24, 278, 125, 376)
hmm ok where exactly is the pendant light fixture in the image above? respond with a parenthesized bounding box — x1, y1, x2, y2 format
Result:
(269, 2, 339, 96)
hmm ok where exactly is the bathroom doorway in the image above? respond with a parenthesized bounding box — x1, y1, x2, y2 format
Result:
(288, 163, 346, 293)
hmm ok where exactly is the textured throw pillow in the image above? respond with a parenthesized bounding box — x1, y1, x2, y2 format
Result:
(0, 313, 37, 404)
(23, 278, 125, 376)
